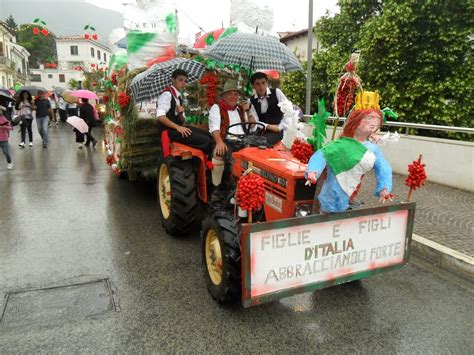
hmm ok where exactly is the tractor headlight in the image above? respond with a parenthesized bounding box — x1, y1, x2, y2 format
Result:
(295, 203, 312, 217)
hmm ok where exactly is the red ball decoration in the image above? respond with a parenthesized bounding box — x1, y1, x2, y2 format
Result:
(41, 28, 49, 36)
(237, 173, 265, 211)
(290, 138, 314, 164)
(84, 33, 90, 40)
(405, 155, 426, 190)
(117, 92, 130, 109)
(106, 155, 116, 166)
(32, 27, 40, 35)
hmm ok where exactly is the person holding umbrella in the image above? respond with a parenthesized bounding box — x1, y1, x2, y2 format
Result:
(15, 90, 35, 148)
(34, 90, 53, 148)
(248, 72, 291, 145)
(77, 98, 98, 148)
(156, 69, 212, 153)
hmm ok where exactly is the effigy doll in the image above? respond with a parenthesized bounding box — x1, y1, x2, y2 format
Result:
(306, 100, 393, 213)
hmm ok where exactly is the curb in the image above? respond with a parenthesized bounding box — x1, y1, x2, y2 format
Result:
(411, 233, 474, 280)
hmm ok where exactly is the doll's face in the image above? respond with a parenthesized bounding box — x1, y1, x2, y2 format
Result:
(356, 114, 380, 137)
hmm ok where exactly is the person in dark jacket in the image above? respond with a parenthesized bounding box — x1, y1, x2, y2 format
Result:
(77, 98, 98, 149)
(34, 91, 53, 148)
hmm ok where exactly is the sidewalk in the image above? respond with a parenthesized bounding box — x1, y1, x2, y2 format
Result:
(359, 173, 473, 279)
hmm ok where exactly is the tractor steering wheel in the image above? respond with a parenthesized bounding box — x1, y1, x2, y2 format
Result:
(225, 121, 266, 140)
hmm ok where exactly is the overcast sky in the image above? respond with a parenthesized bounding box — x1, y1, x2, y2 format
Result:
(85, 0, 339, 43)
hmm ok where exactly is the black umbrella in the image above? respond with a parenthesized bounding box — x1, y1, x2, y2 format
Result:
(130, 58, 206, 103)
(0, 90, 15, 103)
(203, 32, 303, 72)
(17, 85, 48, 96)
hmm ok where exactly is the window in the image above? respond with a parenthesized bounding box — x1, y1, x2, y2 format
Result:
(70, 46, 79, 55)
(59, 74, 65, 83)
(0, 42, 3, 56)
(91, 47, 95, 57)
(31, 74, 42, 82)
(97, 50, 101, 60)
(48, 74, 53, 79)
(103, 53, 107, 62)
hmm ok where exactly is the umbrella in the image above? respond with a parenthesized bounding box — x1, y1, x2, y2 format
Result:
(71, 89, 99, 100)
(66, 115, 89, 133)
(62, 90, 79, 104)
(203, 32, 303, 72)
(16, 85, 48, 96)
(130, 58, 206, 103)
(0, 90, 15, 103)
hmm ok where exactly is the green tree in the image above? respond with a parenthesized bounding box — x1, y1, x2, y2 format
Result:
(357, 0, 473, 138)
(282, 0, 473, 139)
(5, 15, 18, 33)
(282, 0, 382, 112)
(16, 24, 57, 69)
(68, 79, 79, 90)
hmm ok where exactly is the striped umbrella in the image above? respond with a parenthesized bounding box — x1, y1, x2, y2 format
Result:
(203, 32, 303, 72)
(130, 58, 206, 103)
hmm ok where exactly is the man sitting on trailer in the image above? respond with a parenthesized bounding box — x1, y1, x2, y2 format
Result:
(156, 69, 212, 154)
(208, 79, 257, 201)
(249, 72, 291, 145)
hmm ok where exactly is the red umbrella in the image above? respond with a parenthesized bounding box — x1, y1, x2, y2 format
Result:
(193, 28, 226, 49)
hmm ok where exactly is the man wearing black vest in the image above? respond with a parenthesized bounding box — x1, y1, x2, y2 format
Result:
(156, 69, 212, 154)
(249, 72, 290, 145)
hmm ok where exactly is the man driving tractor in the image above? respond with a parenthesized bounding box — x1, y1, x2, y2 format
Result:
(208, 79, 258, 202)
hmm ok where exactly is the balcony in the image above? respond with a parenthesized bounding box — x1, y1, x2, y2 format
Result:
(0, 57, 15, 73)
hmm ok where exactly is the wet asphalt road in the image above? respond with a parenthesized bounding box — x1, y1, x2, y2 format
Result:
(0, 124, 473, 353)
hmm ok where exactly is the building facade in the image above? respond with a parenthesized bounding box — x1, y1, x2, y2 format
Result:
(0, 21, 30, 87)
(56, 35, 111, 71)
(29, 67, 84, 91)
(279, 29, 320, 60)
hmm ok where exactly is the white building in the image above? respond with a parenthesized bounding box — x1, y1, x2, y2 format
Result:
(279, 29, 320, 60)
(0, 21, 30, 87)
(56, 35, 112, 71)
(29, 67, 84, 91)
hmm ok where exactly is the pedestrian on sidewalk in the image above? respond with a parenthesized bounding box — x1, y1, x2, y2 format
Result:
(15, 90, 34, 148)
(67, 101, 78, 117)
(49, 93, 59, 126)
(34, 91, 53, 148)
(0, 105, 14, 170)
(77, 98, 98, 149)
(58, 95, 68, 122)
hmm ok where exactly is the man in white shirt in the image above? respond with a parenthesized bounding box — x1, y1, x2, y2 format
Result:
(249, 72, 291, 145)
(208, 79, 256, 193)
(156, 69, 212, 154)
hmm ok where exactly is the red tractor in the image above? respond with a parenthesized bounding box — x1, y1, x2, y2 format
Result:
(157, 123, 416, 307)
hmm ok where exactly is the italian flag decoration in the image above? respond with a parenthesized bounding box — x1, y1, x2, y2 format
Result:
(321, 137, 376, 197)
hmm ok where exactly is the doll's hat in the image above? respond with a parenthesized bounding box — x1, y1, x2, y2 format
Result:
(354, 91, 380, 110)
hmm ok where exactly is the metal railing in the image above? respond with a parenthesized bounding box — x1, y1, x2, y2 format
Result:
(302, 115, 474, 135)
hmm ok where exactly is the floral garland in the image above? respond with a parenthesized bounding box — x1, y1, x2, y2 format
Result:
(199, 72, 218, 107)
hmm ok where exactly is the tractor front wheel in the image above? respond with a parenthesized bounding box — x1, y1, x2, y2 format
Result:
(157, 157, 201, 236)
(201, 212, 241, 304)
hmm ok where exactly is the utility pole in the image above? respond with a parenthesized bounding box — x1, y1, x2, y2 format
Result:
(305, 0, 314, 115)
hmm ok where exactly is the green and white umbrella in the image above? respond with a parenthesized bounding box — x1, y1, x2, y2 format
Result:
(130, 58, 206, 103)
(203, 32, 303, 72)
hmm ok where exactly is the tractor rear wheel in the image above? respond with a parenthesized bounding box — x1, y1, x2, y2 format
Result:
(201, 212, 241, 304)
(157, 157, 201, 236)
